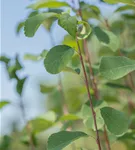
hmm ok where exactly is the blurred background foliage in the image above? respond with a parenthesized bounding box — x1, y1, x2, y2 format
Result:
(0, 0, 135, 150)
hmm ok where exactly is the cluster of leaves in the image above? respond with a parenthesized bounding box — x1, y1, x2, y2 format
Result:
(1, 0, 135, 150)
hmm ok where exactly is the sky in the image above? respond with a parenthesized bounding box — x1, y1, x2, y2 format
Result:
(0, 0, 118, 135)
(0, 0, 60, 135)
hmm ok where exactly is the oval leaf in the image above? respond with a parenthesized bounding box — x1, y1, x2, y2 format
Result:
(47, 131, 88, 150)
(24, 12, 58, 37)
(58, 13, 77, 38)
(99, 56, 135, 80)
(101, 107, 129, 135)
(44, 45, 74, 74)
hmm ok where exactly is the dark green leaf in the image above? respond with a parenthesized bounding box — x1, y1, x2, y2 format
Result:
(93, 27, 109, 44)
(16, 77, 27, 96)
(58, 13, 77, 38)
(0, 56, 10, 64)
(105, 82, 131, 90)
(44, 45, 74, 74)
(101, 107, 129, 135)
(47, 131, 88, 150)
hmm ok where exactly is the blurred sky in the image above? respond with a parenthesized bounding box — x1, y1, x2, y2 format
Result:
(0, 0, 118, 135)
(0, 0, 60, 135)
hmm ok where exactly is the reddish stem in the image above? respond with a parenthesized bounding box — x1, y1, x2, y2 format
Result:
(76, 38, 102, 150)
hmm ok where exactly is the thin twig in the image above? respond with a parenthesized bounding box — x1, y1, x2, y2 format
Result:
(76, 1, 111, 150)
(76, 37, 102, 150)
(20, 99, 35, 150)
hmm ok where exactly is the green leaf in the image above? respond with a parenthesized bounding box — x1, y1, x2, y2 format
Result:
(47, 131, 88, 150)
(28, 1, 69, 10)
(115, 5, 135, 12)
(24, 50, 48, 61)
(94, 27, 120, 52)
(58, 13, 77, 38)
(103, 0, 135, 6)
(16, 22, 25, 34)
(0, 56, 10, 64)
(105, 82, 131, 91)
(0, 101, 10, 109)
(40, 84, 55, 93)
(93, 27, 109, 44)
(101, 107, 129, 135)
(59, 114, 80, 121)
(81, 101, 107, 130)
(63, 67, 80, 75)
(24, 12, 58, 37)
(16, 77, 27, 96)
(99, 56, 135, 80)
(110, 20, 125, 34)
(24, 54, 41, 61)
(104, 30, 120, 52)
(118, 130, 135, 140)
(84, 110, 104, 131)
(7, 55, 22, 79)
(29, 118, 53, 133)
(20, 133, 37, 147)
(80, 2, 100, 20)
(63, 35, 79, 50)
(44, 45, 74, 74)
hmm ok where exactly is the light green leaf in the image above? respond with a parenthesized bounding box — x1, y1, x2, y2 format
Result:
(58, 13, 77, 38)
(59, 114, 80, 121)
(29, 118, 53, 133)
(63, 66, 80, 75)
(101, 107, 129, 135)
(84, 110, 104, 131)
(47, 131, 88, 150)
(28, 1, 69, 10)
(103, 0, 135, 6)
(80, 2, 100, 20)
(24, 54, 41, 61)
(44, 45, 74, 74)
(99, 56, 135, 80)
(0, 101, 10, 109)
(103, 30, 120, 52)
(40, 84, 55, 93)
(115, 5, 135, 12)
(24, 12, 58, 37)
(24, 50, 48, 61)
(81, 103, 105, 130)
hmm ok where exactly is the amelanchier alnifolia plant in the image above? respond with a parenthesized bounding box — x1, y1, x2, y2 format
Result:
(1, 0, 135, 150)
